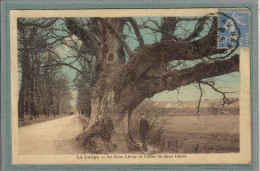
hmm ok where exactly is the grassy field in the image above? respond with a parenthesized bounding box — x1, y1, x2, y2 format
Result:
(131, 99, 240, 153)
(158, 115, 239, 153)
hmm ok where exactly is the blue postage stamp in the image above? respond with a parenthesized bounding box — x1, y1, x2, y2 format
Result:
(218, 9, 250, 48)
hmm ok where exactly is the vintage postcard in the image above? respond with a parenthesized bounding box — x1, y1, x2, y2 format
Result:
(10, 8, 251, 165)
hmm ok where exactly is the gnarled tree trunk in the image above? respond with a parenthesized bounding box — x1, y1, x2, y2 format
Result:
(67, 17, 240, 153)
(78, 18, 139, 153)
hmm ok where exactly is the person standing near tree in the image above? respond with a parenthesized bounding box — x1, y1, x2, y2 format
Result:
(139, 113, 150, 151)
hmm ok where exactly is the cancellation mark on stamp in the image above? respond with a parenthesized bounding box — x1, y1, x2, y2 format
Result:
(218, 8, 249, 48)
(192, 11, 242, 60)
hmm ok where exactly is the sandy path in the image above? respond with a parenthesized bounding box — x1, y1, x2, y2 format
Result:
(19, 114, 85, 155)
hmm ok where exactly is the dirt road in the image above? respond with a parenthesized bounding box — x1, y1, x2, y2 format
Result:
(19, 114, 85, 155)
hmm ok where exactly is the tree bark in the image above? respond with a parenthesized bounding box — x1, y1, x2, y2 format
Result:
(67, 17, 240, 153)
(72, 18, 140, 153)
(18, 74, 25, 119)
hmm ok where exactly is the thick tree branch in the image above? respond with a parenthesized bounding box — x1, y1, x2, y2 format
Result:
(114, 54, 239, 110)
(183, 16, 209, 41)
(65, 18, 98, 56)
(125, 17, 144, 46)
(66, 18, 133, 57)
(103, 20, 133, 57)
(119, 17, 225, 84)
(144, 16, 209, 41)
(149, 54, 239, 94)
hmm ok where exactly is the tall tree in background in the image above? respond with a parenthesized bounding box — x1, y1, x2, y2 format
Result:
(76, 77, 92, 117)
(18, 18, 73, 120)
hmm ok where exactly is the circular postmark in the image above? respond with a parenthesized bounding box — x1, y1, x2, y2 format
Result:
(193, 12, 241, 60)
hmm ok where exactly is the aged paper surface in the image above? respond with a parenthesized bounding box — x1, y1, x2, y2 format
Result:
(10, 8, 251, 164)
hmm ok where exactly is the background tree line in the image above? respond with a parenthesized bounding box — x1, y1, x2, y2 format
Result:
(18, 18, 73, 120)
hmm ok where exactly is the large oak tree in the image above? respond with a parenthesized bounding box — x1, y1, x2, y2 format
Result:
(65, 16, 239, 152)
(18, 15, 239, 152)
